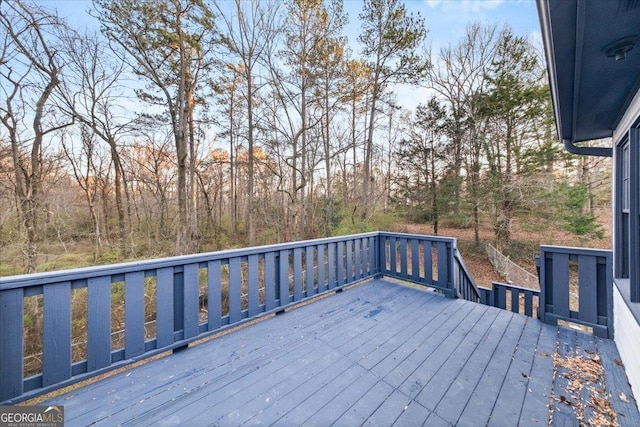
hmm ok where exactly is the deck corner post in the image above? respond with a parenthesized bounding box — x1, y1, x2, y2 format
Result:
(445, 241, 455, 298)
(604, 252, 614, 339)
(0, 288, 24, 403)
(537, 247, 549, 324)
(377, 233, 386, 277)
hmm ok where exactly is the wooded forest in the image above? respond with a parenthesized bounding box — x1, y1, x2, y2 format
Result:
(0, 0, 611, 276)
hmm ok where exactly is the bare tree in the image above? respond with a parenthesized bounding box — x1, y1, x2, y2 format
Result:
(0, 1, 72, 272)
(94, 0, 217, 254)
(61, 126, 109, 256)
(358, 0, 428, 218)
(216, 0, 280, 245)
(56, 29, 132, 255)
(428, 23, 498, 241)
(215, 63, 246, 239)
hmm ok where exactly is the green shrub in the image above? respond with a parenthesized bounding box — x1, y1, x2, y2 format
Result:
(555, 183, 604, 239)
(440, 212, 472, 229)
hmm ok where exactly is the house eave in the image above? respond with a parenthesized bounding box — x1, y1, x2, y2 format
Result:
(537, 0, 640, 152)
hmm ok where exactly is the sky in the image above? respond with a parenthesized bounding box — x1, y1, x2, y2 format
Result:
(343, 0, 541, 52)
(342, 0, 542, 109)
(42, 0, 542, 50)
(37, 0, 542, 110)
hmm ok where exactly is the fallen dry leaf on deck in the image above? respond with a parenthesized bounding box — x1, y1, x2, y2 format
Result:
(559, 395, 572, 405)
(552, 350, 620, 426)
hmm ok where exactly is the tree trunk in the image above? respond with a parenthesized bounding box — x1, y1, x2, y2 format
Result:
(187, 69, 198, 251)
(430, 143, 439, 236)
(322, 84, 332, 234)
(230, 96, 237, 239)
(175, 30, 190, 254)
(499, 120, 514, 247)
(247, 76, 256, 246)
(362, 80, 379, 218)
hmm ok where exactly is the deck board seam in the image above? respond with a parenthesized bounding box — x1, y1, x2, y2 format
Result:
(396, 302, 489, 397)
(453, 311, 522, 425)
(513, 320, 545, 423)
(131, 339, 338, 425)
(338, 291, 442, 363)
(417, 306, 503, 414)
(484, 315, 532, 424)
(379, 300, 483, 389)
(358, 294, 452, 373)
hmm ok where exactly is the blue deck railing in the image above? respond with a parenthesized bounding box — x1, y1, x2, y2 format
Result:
(0, 231, 478, 403)
(479, 245, 613, 339)
(537, 245, 613, 338)
(480, 282, 540, 317)
(377, 233, 480, 300)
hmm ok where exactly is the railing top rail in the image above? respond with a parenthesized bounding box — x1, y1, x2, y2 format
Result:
(539, 245, 613, 257)
(378, 231, 457, 244)
(453, 249, 481, 298)
(454, 250, 474, 280)
(0, 232, 381, 291)
(491, 281, 541, 293)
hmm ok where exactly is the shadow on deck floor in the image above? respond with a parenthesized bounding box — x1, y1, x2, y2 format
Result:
(43, 278, 639, 426)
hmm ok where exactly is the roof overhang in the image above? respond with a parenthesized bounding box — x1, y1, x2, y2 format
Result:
(537, 0, 640, 155)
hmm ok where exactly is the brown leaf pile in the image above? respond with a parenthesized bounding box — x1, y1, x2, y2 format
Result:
(553, 351, 619, 427)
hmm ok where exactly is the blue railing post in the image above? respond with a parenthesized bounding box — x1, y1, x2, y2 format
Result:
(377, 234, 386, 278)
(88, 276, 113, 370)
(369, 235, 377, 276)
(446, 241, 455, 297)
(0, 288, 24, 402)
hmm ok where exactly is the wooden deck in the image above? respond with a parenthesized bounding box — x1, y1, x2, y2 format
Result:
(42, 278, 639, 426)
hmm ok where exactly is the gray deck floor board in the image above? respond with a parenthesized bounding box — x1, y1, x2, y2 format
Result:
(553, 328, 580, 427)
(414, 306, 500, 411)
(382, 300, 481, 392)
(520, 322, 557, 425)
(490, 318, 543, 424)
(576, 328, 599, 424)
(597, 337, 640, 425)
(456, 314, 528, 426)
(392, 400, 432, 426)
(368, 296, 457, 379)
(42, 278, 639, 426)
(428, 307, 513, 422)
(398, 303, 489, 399)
